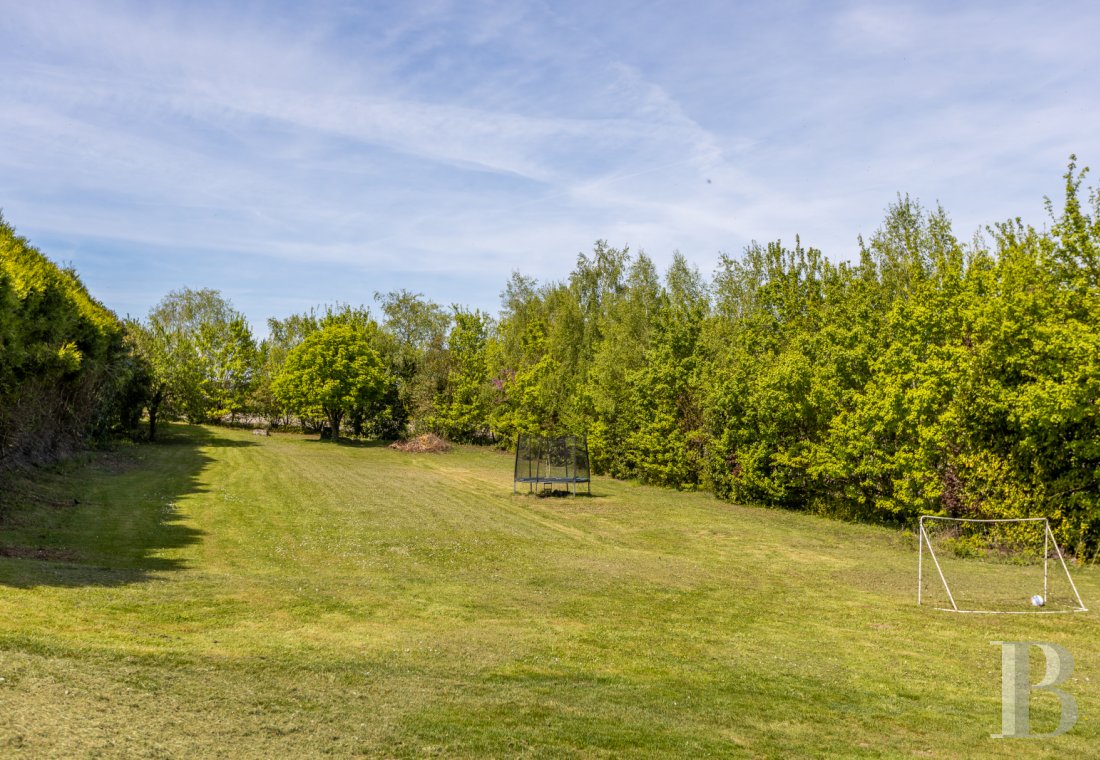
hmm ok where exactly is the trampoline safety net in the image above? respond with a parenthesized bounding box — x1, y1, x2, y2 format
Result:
(514, 435, 591, 495)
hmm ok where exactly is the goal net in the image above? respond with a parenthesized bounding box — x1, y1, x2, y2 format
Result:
(918, 516, 1087, 614)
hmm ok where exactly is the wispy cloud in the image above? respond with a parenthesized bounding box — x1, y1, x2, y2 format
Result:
(2, 0, 1099, 328)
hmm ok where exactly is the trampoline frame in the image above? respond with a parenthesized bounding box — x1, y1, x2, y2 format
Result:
(513, 434, 591, 496)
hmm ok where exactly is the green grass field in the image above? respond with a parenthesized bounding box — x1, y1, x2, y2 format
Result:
(1, 424, 1098, 757)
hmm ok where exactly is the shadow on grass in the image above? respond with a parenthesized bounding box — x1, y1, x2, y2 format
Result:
(151, 428, 260, 449)
(0, 424, 239, 588)
(300, 437, 392, 449)
(515, 489, 605, 499)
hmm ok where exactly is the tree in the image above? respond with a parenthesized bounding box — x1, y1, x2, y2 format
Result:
(256, 311, 322, 428)
(586, 253, 661, 476)
(625, 252, 709, 489)
(136, 288, 257, 439)
(272, 323, 386, 441)
(374, 289, 451, 434)
(425, 307, 493, 441)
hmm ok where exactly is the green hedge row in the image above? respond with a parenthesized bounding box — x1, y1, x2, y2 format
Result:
(0, 215, 146, 470)
(471, 161, 1100, 557)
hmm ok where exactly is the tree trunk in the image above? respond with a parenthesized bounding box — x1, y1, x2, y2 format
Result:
(327, 411, 343, 441)
(148, 387, 163, 441)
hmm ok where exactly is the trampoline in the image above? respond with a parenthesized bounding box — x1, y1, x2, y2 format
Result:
(513, 435, 591, 496)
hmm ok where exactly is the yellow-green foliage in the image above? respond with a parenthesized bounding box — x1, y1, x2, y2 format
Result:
(0, 214, 145, 467)
(469, 160, 1100, 557)
(272, 322, 386, 438)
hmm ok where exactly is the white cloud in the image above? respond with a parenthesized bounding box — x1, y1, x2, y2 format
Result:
(834, 3, 923, 52)
(2, 0, 1100, 327)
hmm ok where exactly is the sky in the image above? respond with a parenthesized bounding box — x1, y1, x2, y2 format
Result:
(2, 0, 1099, 332)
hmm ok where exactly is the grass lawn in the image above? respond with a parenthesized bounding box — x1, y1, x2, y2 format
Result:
(1, 423, 1098, 757)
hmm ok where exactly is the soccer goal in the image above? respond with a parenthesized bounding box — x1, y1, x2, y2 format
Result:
(918, 516, 1088, 614)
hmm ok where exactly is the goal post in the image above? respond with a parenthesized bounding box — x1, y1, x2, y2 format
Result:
(917, 516, 1088, 614)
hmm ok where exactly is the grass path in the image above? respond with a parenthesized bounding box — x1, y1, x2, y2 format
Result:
(1, 424, 1098, 757)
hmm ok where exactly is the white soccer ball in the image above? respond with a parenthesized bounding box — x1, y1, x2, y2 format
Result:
(1030, 594, 1045, 607)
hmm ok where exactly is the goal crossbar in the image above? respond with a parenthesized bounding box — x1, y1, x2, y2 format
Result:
(918, 515, 1088, 614)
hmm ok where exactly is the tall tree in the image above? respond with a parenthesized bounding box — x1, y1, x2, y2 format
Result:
(426, 307, 493, 441)
(272, 324, 386, 441)
(375, 289, 450, 432)
(137, 288, 256, 438)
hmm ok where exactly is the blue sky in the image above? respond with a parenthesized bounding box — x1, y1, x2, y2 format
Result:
(2, 1, 1098, 332)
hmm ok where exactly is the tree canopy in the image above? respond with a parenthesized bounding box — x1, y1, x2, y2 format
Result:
(133, 288, 256, 439)
(272, 323, 386, 441)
